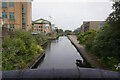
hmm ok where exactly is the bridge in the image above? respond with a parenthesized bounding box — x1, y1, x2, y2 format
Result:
(2, 68, 119, 79)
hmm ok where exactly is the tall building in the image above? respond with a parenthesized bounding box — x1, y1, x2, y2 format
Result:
(32, 18, 52, 34)
(1, 0, 32, 31)
(80, 21, 105, 32)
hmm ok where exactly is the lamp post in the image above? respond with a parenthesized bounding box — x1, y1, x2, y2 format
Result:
(49, 16, 52, 23)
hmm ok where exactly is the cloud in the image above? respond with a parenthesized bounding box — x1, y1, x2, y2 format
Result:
(32, 1, 112, 30)
(33, 0, 110, 2)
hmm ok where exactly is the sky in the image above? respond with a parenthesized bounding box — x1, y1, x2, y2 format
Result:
(32, 0, 113, 31)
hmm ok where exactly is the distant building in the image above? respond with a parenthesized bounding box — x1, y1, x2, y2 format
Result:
(73, 27, 80, 34)
(1, 1, 32, 31)
(32, 18, 52, 34)
(80, 21, 105, 32)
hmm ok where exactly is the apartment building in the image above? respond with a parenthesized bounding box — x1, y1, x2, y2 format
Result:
(80, 21, 105, 32)
(32, 18, 52, 34)
(1, 0, 32, 31)
(0, 2, 2, 28)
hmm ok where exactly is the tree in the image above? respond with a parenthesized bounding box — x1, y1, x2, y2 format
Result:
(106, 1, 120, 59)
(92, 1, 120, 70)
(57, 29, 63, 34)
(77, 30, 96, 50)
(2, 30, 44, 70)
(107, 1, 120, 29)
(65, 30, 72, 35)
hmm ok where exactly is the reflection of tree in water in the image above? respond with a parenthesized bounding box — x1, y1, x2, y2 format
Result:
(43, 37, 60, 54)
(46, 41, 52, 51)
(42, 40, 52, 52)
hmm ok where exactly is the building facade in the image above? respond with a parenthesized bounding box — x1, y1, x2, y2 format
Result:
(1, 0, 32, 31)
(80, 21, 105, 32)
(32, 18, 52, 34)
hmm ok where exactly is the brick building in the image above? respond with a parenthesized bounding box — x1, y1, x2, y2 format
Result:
(32, 18, 52, 34)
(80, 21, 105, 32)
(1, 0, 32, 31)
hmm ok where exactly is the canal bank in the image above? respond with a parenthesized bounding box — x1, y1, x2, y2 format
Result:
(29, 52, 45, 69)
(29, 35, 60, 69)
(67, 35, 107, 69)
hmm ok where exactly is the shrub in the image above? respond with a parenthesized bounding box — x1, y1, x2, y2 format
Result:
(91, 23, 120, 70)
(33, 34, 48, 45)
(2, 30, 44, 70)
(77, 30, 97, 50)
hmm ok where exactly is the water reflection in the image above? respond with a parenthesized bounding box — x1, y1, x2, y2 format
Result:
(38, 36, 84, 69)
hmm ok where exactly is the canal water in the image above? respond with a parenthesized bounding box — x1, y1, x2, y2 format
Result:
(37, 36, 84, 69)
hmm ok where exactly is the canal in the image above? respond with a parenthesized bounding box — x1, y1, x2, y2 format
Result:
(37, 36, 84, 69)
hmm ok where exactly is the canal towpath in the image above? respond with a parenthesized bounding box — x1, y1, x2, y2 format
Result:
(68, 35, 107, 69)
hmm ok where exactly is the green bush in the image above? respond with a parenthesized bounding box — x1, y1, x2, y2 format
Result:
(77, 1, 120, 71)
(2, 30, 44, 70)
(77, 30, 97, 50)
(33, 34, 48, 45)
(91, 23, 120, 70)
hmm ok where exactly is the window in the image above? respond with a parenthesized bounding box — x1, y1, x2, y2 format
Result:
(2, 2, 7, 8)
(44, 26, 49, 28)
(22, 4, 26, 29)
(2, 12, 7, 18)
(9, 12, 14, 20)
(3, 24, 8, 28)
(22, 18, 26, 23)
(10, 24, 14, 29)
(9, 2, 14, 7)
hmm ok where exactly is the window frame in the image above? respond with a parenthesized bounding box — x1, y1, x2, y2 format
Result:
(10, 24, 14, 29)
(2, 12, 7, 18)
(9, 2, 14, 7)
(9, 12, 15, 20)
(2, 2, 7, 8)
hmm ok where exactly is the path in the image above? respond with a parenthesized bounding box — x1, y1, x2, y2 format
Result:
(68, 35, 107, 69)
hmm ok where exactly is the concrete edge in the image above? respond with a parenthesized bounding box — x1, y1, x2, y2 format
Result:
(2, 68, 119, 78)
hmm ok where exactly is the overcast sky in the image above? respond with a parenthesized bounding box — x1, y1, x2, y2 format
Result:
(32, 0, 113, 31)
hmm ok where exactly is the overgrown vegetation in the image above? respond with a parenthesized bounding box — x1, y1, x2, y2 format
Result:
(65, 30, 73, 35)
(77, 30, 97, 50)
(34, 33, 48, 45)
(77, 1, 120, 71)
(91, 23, 119, 70)
(2, 30, 46, 70)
